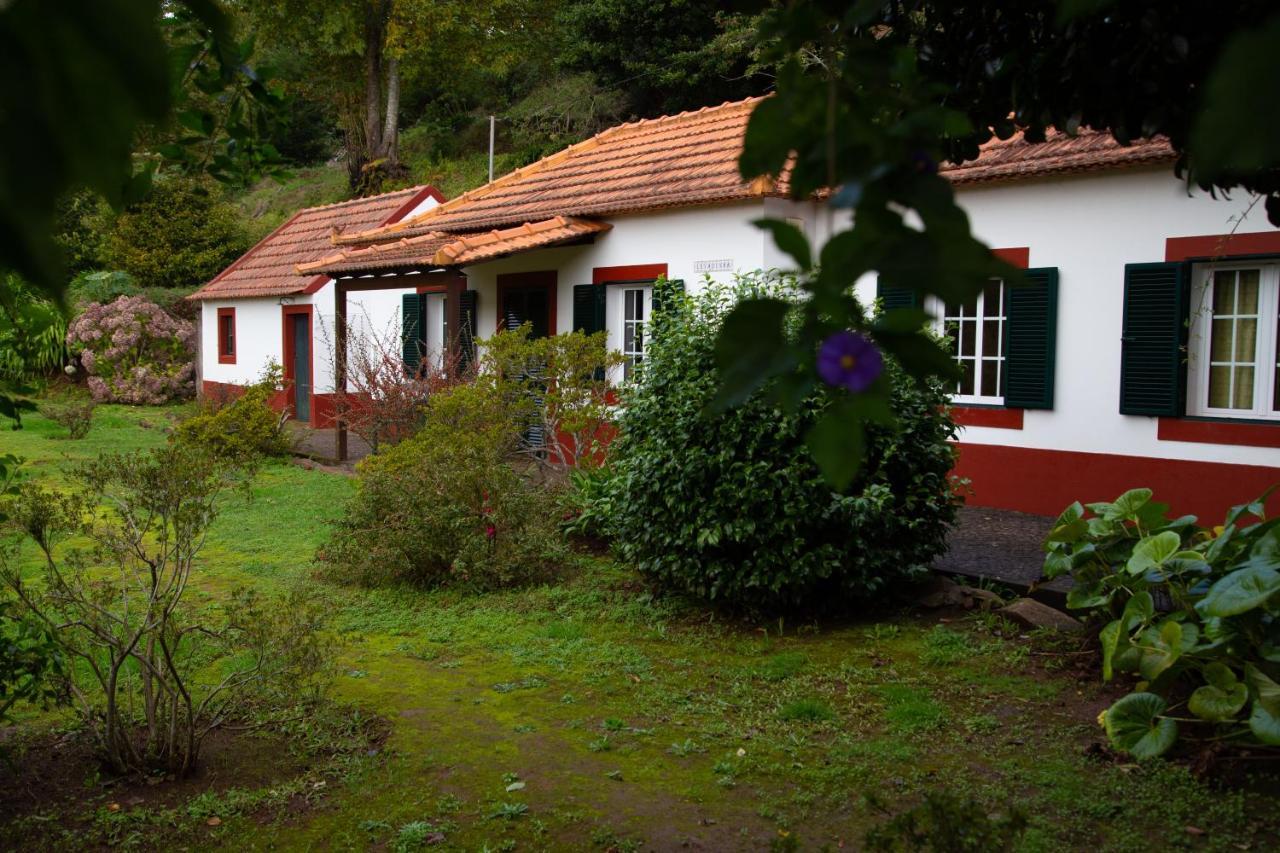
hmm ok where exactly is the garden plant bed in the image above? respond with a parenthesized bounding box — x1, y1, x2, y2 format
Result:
(2, 405, 1278, 851)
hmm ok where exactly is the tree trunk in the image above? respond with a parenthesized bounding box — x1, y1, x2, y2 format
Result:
(362, 5, 385, 164)
(380, 58, 400, 163)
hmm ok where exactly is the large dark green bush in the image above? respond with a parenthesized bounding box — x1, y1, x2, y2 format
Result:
(603, 276, 959, 611)
(100, 176, 249, 291)
(317, 382, 568, 590)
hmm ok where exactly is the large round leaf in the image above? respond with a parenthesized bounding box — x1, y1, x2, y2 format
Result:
(1104, 692, 1178, 759)
(1196, 565, 1280, 617)
(1126, 531, 1181, 576)
(1249, 701, 1280, 746)
(1188, 664, 1248, 721)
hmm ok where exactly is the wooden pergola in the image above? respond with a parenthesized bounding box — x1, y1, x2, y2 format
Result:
(329, 267, 467, 461)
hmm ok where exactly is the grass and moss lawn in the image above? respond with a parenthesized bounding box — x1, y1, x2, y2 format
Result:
(3, 404, 1278, 851)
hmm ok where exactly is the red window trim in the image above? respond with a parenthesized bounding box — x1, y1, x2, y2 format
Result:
(950, 405, 1025, 430)
(1157, 418, 1280, 449)
(1166, 231, 1280, 262)
(281, 304, 313, 421)
(992, 247, 1030, 270)
(593, 263, 668, 285)
(216, 307, 236, 364)
(496, 270, 557, 335)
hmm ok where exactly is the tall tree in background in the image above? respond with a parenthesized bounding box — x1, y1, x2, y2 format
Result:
(239, 0, 559, 194)
(556, 0, 772, 118)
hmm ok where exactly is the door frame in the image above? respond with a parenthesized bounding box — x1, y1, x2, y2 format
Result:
(281, 303, 314, 422)
(496, 270, 557, 336)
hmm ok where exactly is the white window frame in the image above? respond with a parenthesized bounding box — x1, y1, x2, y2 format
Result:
(421, 292, 447, 373)
(605, 284, 653, 383)
(931, 279, 1008, 406)
(1187, 261, 1280, 421)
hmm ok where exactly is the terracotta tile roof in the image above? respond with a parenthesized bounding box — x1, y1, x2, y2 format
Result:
(941, 128, 1176, 185)
(334, 97, 779, 245)
(337, 101, 1176, 252)
(300, 216, 611, 276)
(188, 186, 441, 300)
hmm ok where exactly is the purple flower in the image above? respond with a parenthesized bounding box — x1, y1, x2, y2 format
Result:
(817, 331, 883, 392)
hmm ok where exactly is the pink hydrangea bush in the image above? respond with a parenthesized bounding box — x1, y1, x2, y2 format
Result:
(66, 296, 195, 404)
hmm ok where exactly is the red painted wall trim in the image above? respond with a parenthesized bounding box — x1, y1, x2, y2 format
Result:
(216, 307, 236, 364)
(300, 275, 332, 295)
(496, 270, 558, 334)
(1165, 231, 1280, 262)
(415, 284, 448, 294)
(1158, 417, 1280, 449)
(202, 379, 338, 429)
(593, 263, 668, 285)
(951, 405, 1024, 429)
(992, 247, 1030, 269)
(281, 304, 314, 423)
(954, 442, 1280, 523)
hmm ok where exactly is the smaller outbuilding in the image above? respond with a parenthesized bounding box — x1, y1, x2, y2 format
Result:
(188, 185, 443, 426)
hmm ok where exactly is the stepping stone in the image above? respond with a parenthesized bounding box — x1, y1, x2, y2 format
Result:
(998, 597, 1084, 632)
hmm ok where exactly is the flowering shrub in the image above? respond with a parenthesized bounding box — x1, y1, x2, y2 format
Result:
(66, 295, 195, 404)
(317, 382, 567, 590)
(596, 275, 959, 612)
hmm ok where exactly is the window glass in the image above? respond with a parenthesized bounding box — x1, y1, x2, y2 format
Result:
(1205, 269, 1261, 411)
(943, 280, 1005, 404)
(622, 288, 646, 380)
(1191, 264, 1280, 420)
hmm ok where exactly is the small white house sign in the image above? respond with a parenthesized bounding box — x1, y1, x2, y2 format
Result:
(694, 258, 734, 273)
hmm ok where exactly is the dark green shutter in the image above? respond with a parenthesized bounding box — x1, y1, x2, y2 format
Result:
(571, 284, 605, 334)
(1004, 267, 1059, 409)
(402, 293, 421, 372)
(652, 278, 685, 314)
(876, 276, 919, 310)
(457, 289, 478, 371)
(1119, 262, 1190, 416)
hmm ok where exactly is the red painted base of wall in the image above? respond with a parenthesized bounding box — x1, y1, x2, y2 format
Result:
(954, 442, 1280, 523)
(200, 380, 338, 428)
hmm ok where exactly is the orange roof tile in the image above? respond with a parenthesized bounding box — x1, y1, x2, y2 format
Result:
(334, 97, 778, 245)
(941, 128, 1175, 185)
(300, 216, 611, 276)
(188, 186, 442, 300)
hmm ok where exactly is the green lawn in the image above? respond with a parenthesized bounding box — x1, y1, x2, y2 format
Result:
(3, 405, 1278, 851)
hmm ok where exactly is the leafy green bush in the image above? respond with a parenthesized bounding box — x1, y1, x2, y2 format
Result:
(0, 274, 67, 383)
(0, 598, 66, 723)
(39, 398, 96, 439)
(1043, 488, 1280, 759)
(175, 365, 291, 461)
(600, 276, 959, 611)
(99, 176, 249, 291)
(317, 381, 568, 590)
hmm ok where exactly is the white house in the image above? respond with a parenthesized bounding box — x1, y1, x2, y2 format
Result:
(199, 96, 1279, 522)
(189, 185, 443, 425)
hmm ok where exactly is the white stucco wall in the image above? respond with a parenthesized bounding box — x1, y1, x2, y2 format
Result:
(843, 167, 1278, 468)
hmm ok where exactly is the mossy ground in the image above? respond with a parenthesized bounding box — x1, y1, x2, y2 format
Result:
(3, 405, 1278, 851)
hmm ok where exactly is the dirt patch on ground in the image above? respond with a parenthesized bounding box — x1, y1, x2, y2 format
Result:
(0, 727, 304, 819)
(0, 713, 390, 842)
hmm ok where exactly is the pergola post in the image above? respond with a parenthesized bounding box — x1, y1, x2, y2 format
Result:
(335, 281, 348, 462)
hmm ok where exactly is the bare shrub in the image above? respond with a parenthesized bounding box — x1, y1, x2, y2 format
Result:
(0, 444, 332, 776)
(320, 308, 472, 453)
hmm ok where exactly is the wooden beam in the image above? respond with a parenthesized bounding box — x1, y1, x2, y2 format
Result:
(335, 282, 348, 462)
